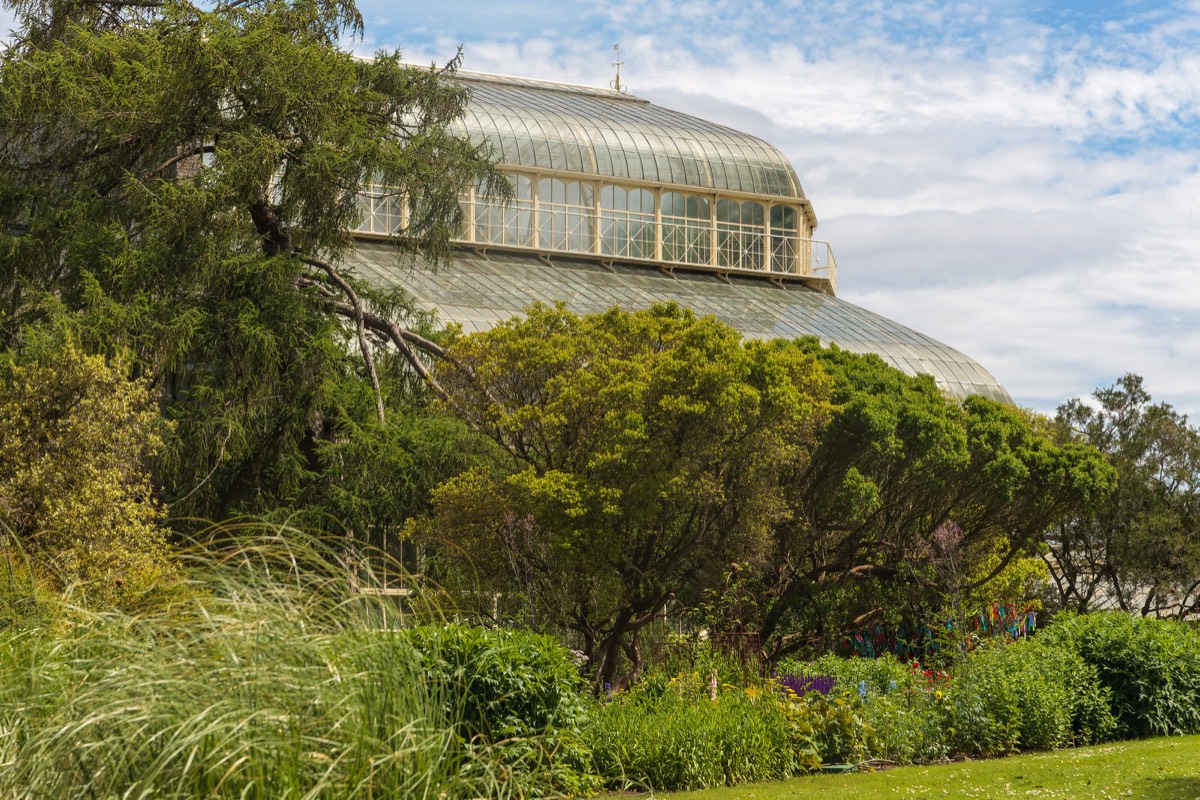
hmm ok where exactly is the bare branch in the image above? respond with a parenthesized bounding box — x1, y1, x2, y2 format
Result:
(301, 255, 385, 422)
(295, 277, 450, 403)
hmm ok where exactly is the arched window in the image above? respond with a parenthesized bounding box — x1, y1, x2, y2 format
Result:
(601, 185, 655, 259)
(538, 178, 593, 253)
(661, 192, 710, 264)
(716, 200, 765, 270)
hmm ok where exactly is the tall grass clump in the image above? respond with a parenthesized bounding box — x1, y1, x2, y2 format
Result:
(584, 665, 881, 792)
(0, 528, 579, 799)
(585, 675, 817, 792)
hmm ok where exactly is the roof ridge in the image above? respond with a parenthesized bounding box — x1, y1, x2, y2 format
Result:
(453, 69, 651, 105)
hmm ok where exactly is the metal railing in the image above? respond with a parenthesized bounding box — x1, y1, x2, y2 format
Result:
(352, 190, 838, 293)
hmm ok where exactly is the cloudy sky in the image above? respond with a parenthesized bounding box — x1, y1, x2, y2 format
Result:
(3, 1, 1198, 416)
(366, 0, 1200, 418)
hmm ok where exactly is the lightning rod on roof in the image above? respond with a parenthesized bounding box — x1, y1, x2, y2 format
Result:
(610, 43, 625, 93)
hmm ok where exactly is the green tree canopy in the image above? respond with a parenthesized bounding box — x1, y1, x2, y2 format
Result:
(0, 0, 505, 522)
(412, 303, 831, 685)
(757, 342, 1115, 658)
(1050, 374, 1200, 618)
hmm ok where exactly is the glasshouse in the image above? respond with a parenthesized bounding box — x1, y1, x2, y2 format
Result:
(348, 70, 1011, 403)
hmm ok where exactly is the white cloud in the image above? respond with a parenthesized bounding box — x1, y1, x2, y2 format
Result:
(388, 2, 1200, 415)
(15, 1, 1199, 415)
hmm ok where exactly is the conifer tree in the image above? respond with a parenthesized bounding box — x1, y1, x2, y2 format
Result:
(0, 0, 504, 520)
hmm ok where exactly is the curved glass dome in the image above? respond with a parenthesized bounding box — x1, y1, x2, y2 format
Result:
(346, 244, 1013, 405)
(452, 71, 806, 199)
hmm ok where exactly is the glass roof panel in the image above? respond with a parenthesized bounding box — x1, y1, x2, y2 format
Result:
(453, 71, 805, 200)
(347, 244, 1012, 404)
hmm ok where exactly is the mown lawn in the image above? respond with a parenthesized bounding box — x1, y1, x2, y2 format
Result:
(648, 735, 1200, 799)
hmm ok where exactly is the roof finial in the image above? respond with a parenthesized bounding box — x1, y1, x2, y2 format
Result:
(610, 43, 624, 93)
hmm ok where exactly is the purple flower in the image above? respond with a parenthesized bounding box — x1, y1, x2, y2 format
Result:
(778, 674, 835, 698)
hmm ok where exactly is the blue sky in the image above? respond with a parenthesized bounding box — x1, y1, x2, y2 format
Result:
(364, 0, 1200, 418)
(3, 1, 1198, 417)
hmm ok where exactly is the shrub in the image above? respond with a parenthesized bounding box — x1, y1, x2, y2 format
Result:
(777, 653, 947, 764)
(397, 624, 599, 796)
(585, 677, 820, 792)
(946, 638, 1111, 756)
(0, 336, 171, 605)
(798, 691, 876, 765)
(858, 689, 950, 764)
(1039, 612, 1200, 738)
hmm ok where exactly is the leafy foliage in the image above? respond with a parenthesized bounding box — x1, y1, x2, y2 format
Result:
(777, 652, 914, 698)
(586, 676, 823, 791)
(416, 302, 830, 685)
(397, 623, 599, 796)
(758, 342, 1115, 658)
(779, 641, 1115, 765)
(945, 638, 1111, 756)
(1050, 374, 1200, 617)
(1039, 611, 1200, 738)
(777, 653, 949, 764)
(0, 0, 504, 524)
(0, 332, 170, 603)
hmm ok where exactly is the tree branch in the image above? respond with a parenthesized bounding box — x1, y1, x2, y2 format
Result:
(301, 255, 385, 422)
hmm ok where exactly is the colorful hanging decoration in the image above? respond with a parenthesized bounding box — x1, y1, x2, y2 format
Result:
(837, 603, 1037, 659)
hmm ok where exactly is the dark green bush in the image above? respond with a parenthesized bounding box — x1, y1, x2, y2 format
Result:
(399, 624, 587, 739)
(1039, 612, 1200, 738)
(397, 624, 599, 796)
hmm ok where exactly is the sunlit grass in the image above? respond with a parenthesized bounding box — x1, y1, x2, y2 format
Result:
(0, 527, 523, 800)
(654, 735, 1200, 799)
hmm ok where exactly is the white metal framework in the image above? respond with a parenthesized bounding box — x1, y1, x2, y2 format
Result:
(352, 169, 839, 292)
(345, 69, 1012, 404)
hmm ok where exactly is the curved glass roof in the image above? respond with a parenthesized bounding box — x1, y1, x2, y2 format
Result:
(346, 244, 1012, 404)
(452, 71, 806, 199)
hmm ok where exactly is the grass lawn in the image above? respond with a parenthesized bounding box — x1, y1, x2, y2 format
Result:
(648, 735, 1200, 799)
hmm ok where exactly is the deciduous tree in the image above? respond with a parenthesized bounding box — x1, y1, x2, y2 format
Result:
(1049, 374, 1200, 617)
(412, 303, 831, 686)
(757, 342, 1114, 658)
